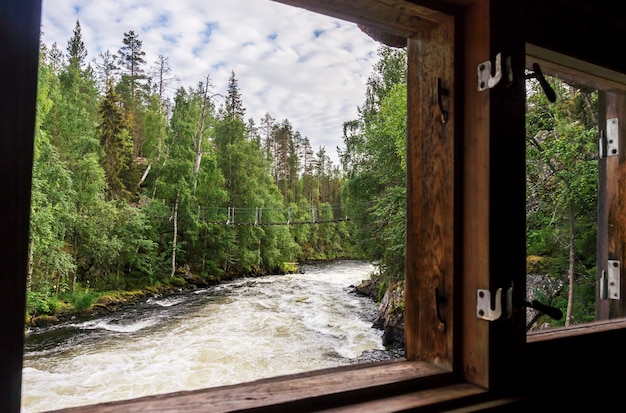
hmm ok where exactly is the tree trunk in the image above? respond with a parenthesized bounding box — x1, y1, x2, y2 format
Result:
(72, 231, 78, 294)
(193, 74, 213, 194)
(27, 238, 34, 290)
(138, 164, 151, 187)
(565, 200, 575, 326)
(171, 191, 179, 277)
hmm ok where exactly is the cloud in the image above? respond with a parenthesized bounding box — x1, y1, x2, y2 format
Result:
(40, 0, 381, 164)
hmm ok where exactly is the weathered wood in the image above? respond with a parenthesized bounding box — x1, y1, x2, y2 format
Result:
(602, 92, 626, 319)
(311, 383, 487, 412)
(404, 15, 455, 370)
(596, 91, 609, 320)
(272, 0, 450, 37)
(528, 318, 626, 342)
(50, 361, 451, 413)
(461, 0, 491, 389)
(0, 1, 41, 413)
(526, 45, 626, 94)
(462, 0, 526, 390)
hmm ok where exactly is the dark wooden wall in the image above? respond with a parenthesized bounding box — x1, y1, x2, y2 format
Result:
(0, 1, 41, 412)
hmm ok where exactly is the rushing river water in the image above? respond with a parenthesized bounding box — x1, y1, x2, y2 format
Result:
(21, 260, 391, 412)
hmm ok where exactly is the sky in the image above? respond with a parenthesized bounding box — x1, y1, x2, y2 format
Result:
(40, 0, 382, 165)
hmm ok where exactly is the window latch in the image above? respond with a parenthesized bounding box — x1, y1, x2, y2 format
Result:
(476, 287, 513, 321)
(477, 52, 503, 91)
(477, 286, 563, 321)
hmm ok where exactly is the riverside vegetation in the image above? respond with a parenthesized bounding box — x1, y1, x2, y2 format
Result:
(27, 23, 408, 331)
(28, 21, 598, 336)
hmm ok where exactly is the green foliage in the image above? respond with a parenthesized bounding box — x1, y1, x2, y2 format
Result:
(526, 75, 598, 325)
(29, 29, 360, 318)
(168, 276, 187, 288)
(69, 290, 97, 312)
(340, 47, 407, 280)
(27, 291, 61, 316)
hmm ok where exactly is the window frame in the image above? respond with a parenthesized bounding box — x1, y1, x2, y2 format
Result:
(6, 0, 626, 412)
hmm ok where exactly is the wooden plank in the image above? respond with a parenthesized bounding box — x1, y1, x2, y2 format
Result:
(486, 0, 527, 392)
(404, 15, 455, 370)
(596, 91, 610, 320)
(461, 0, 526, 390)
(604, 92, 626, 318)
(314, 383, 486, 412)
(271, 0, 449, 37)
(49, 361, 450, 413)
(461, 0, 490, 389)
(0, 1, 42, 413)
(527, 318, 626, 342)
(526, 45, 626, 94)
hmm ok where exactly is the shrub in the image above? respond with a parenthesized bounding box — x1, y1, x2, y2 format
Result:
(168, 275, 187, 287)
(71, 291, 97, 312)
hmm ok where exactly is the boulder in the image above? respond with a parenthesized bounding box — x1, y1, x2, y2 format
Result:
(374, 281, 405, 349)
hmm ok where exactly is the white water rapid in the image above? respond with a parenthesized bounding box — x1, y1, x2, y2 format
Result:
(21, 260, 389, 412)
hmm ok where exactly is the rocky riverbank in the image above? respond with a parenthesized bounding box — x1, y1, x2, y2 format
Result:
(27, 263, 299, 329)
(353, 276, 405, 350)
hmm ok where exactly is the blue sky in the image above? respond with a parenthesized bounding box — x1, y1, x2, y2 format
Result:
(40, 0, 381, 165)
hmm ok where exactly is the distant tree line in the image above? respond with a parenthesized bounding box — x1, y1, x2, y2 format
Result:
(29, 21, 364, 316)
(29, 20, 601, 329)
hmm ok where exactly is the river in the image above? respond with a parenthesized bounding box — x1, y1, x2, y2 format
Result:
(21, 260, 394, 412)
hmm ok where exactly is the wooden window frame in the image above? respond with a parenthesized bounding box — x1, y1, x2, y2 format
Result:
(523, 44, 626, 395)
(4, 1, 485, 411)
(5, 0, 626, 411)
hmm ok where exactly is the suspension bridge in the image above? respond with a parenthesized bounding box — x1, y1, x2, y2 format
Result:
(196, 204, 350, 226)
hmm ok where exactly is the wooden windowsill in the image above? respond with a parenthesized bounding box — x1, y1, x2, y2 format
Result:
(47, 359, 491, 413)
(527, 318, 626, 342)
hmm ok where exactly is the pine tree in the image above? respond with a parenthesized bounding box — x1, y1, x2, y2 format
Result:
(117, 30, 147, 107)
(66, 20, 87, 70)
(98, 80, 134, 201)
(225, 71, 245, 123)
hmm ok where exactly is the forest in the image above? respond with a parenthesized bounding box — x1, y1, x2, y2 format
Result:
(28, 20, 599, 331)
(26, 21, 407, 322)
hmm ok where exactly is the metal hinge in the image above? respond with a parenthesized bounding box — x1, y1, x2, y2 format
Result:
(602, 118, 619, 158)
(600, 260, 621, 300)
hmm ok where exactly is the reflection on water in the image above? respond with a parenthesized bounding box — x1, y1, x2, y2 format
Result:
(22, 260, 389, 412)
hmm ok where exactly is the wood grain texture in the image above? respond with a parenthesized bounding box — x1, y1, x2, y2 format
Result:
(596, 91, 609, 320)
(49, 361, 450, 413)
(272, 0, 449, 37)
(404, 16, 455, 370)
(605, 92, 626, 318)
(313, 383, 487, 412)
(461, 0, 527, 390)
(461, 0, 490, 389)
(526, 46, 626, 94)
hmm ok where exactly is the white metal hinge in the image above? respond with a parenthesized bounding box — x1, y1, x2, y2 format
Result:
(606, 118, 619, 157)
(601, 260, 621, 300)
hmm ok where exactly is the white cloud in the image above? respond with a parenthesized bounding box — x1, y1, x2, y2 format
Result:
(40, 0, 381, 164)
